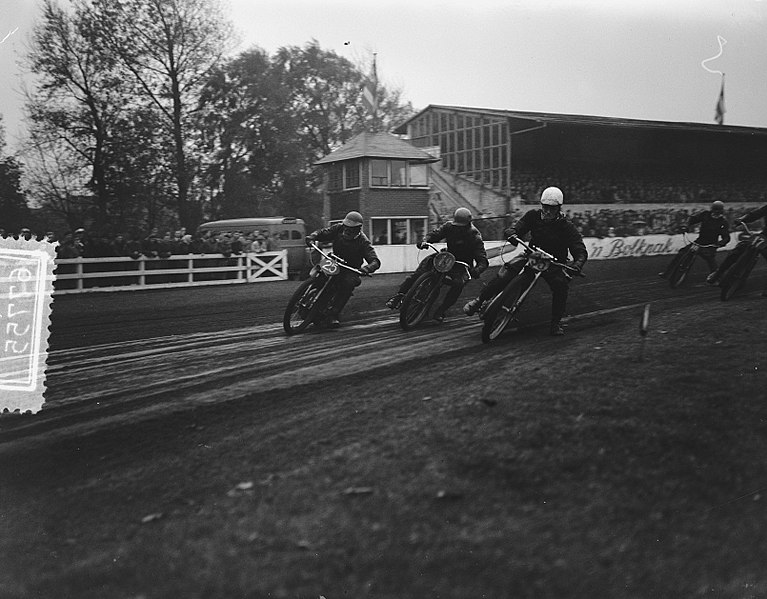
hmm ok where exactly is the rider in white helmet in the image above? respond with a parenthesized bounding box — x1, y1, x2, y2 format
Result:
(463, 186, 587, 336)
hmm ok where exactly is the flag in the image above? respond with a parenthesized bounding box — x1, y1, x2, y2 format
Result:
(361, 55, 378, 118)
(715, 76, 725, 125)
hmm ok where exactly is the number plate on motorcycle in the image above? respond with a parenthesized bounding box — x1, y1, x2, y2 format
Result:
(529, 255, 550, 271)
(433, 252, 456, 273)
(319, 258, 340, 275)
(0, 237, 56, 413)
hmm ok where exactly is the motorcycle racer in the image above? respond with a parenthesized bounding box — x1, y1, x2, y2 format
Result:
(304, 211, 381, 327)
(706, 203, 767, 291)
(463, 186, 587, 336)
(660, 200, 730, 279)
(385, 207, 489, 322)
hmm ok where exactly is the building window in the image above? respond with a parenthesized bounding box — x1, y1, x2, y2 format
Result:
(369, 217, 428, 245)
(391, 160, 407, 187)
(410, 164, 427, 186)
(344, 160, 360, 189)
(370, 159, 388, 186)
(328, 163, 342, 192)
(369, 160, 430, 188)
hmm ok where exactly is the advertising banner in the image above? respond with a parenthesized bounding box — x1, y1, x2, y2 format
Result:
(374, 234, 739, 273)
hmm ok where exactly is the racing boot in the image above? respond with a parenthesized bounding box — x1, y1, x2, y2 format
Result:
(386, 293, 404, 310)
(463, 297, 481, 316)
(550, 320, 565, 336)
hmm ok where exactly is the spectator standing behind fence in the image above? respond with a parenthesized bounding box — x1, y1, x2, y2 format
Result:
(249, 232, 267, 253)
(73, 228, 90, 256)
(230, 232, 244, 255)
(268, 232, 281, 251)
(56, 232, 80, 258)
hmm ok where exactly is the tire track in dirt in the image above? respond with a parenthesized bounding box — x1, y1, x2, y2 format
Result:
(2, 263, 764, 445)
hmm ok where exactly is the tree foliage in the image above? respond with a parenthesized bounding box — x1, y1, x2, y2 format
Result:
(0, 119, 31, 233)
(22, 2, 415, 236)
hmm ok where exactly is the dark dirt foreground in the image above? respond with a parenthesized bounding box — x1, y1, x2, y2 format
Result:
(1, 257, 766, 599)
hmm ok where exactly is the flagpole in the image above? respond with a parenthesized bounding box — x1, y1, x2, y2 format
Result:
(715, 73, 725, 125)
(372, 53, 378, 129)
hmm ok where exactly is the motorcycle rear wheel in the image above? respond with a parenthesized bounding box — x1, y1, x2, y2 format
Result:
(399, 272, 440, 331)
(283, 278, 322, 334)
(668, 249, 694, 289)
(481, 276, 528, 343)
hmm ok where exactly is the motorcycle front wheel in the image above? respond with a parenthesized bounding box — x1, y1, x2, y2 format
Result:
(668, 248, 695, 289)
(720, 250, 756, 302)
(399, 272, 440, 331)
(283, 278, 322, 334)
(481, 276, 528, 343)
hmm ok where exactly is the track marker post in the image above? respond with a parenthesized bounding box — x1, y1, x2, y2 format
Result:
(638, 303, 651, 361)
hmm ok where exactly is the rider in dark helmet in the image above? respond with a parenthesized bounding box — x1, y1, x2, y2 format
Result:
(660, 200, 730, 280)
(385, 207, 489, 322)
(304, 211, 381, 327)
(463, 186, 587, 336)
(706, 203, 767, 292)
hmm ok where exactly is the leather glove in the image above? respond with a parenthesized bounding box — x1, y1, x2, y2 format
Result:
(305, 236, 315, 247)
(718, 240, 728, 247)
(469, 267, 479, 279)
(569, 261, 583, 274)
(506, 236, 519, 247)
(360, 264, 372, 275)
(416, 241, 427, 249)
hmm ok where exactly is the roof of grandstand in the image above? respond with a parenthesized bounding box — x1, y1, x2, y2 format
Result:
(392, 104, 767, 137)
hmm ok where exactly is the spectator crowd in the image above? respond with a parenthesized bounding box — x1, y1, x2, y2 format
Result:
(0, 227, 282, 260)
(510, 167, 766, 206)
(2, 203, 761, 256)
(463, 205, 755, 242)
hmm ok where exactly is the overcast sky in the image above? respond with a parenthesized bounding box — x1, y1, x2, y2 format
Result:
(2, 0, 766, 153)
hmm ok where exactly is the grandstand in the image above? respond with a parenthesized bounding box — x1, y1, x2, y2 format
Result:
(392, 105, 767, 229)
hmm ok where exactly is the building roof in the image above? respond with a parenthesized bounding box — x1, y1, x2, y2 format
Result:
(314, 130, 440, 165)
(392, 104, 767, 137)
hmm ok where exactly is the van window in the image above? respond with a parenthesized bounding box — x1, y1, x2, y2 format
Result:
(291, 230, 302, 240)
(279, 230, 290, 240)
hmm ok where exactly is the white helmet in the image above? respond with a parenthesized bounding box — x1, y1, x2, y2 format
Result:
(540, 186, 564, 206)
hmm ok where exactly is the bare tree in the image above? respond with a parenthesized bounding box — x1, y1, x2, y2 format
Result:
(24, 0, 120, 229)
(91, 0, 234, 230)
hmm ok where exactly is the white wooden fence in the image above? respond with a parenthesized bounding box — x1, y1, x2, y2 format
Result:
(53, 251, 288, 294)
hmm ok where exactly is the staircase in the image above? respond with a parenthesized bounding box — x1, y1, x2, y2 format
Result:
(428, 164, 511, 222)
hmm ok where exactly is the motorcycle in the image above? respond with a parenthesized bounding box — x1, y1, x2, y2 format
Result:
(719, 222, 766, 301)
(398, 242, 472, 331)
(479, 236, 584, 343)
(665, 232, 719, 289)
(283, 242, 370, 334)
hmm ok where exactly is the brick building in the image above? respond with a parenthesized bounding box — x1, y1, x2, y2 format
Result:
(314, 130, 439, 246)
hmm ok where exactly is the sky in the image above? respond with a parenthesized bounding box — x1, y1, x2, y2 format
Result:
(1, 0, 767, 153)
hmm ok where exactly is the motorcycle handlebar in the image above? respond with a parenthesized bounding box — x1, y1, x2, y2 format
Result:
(681, 232, 718, 249)
(309, 242, 372, 276)
(736, 221, 754, 235)
(419, 242, 474, 276)
(508, 235, 585, 277)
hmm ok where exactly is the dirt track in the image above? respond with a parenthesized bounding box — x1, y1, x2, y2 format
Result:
(3, 255, 760, 443)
